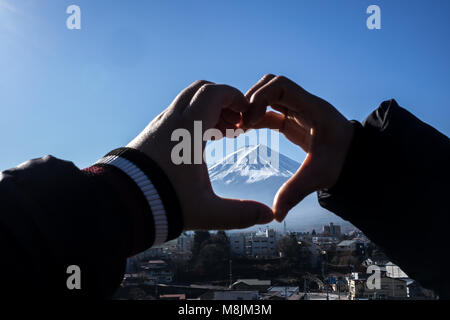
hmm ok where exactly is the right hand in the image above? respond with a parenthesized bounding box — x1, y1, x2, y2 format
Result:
(242, 74, 354, 222)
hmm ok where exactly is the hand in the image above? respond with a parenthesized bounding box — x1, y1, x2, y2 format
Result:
(242, 74, 354, 222)
(127, 80, 274, 230)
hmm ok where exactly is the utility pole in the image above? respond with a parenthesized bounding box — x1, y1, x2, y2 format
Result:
(228, 234, 233, 288)
(304, 277, 308, 300)
(326, 280, 329, 300)
(338, 280, 341, 300)
(229, 259, 233, 287)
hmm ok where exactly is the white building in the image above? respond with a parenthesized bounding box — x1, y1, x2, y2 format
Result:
(229, 229, 280, 258)
(385, 261, 409, 278)
(312, 236, 337, 244)
(245, 229, 278, 258)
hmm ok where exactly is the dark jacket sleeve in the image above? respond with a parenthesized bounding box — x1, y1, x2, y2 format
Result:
(318, 99, 450, 298)
(0, 148, 183, 299)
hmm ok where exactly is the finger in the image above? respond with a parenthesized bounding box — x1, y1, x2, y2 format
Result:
(250, 111, 286, 131)
(273, 153, 317, 222)
(172, 80, 213, 112)
(208, 111, 241, 137)
(210, 196, 274, 230)
(221, 109, 241, 125)
(241, 104, 287, 129)
(241, 74, 276, 128)
(214, 120, 238, 138)
(186, 84, 249, 128)
(251, 111, 311, 151)
(244, 74, 276, 100)
(270, 103, 288, 115)
(247, 76, 316, 126)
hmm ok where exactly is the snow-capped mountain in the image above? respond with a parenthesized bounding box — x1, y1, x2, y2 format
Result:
(209, 145, 298, 184)
(208, 145, 349, 231)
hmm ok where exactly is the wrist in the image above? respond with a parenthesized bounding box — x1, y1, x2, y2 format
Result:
(323, 118, 355, 190)
(323, 119, 356, 190)
(92, 148, 184, 249)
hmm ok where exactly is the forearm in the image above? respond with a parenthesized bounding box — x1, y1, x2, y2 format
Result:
(318, 99, 450, 297)
(0, 148, 183, 298)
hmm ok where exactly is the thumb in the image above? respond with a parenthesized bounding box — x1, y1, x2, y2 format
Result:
(210, 196, 274, 230)
(273, 153, 317, 222)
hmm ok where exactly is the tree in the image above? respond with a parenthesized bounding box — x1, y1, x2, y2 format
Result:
(210, 231, 230, 257)
(312, 229, 316, 236)
(192, 231, 211, 258)
(214, 230, 228, 243)
(276, 235, 302, 263)
(197, 243, 229, 276)
(193, 231, 231, 279)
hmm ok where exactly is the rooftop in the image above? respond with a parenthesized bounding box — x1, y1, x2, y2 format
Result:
(233, 279, 271, 286)
(337, 240, 357, 246)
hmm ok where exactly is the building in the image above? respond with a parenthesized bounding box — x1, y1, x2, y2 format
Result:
(312, 236, 338, 245)
(141, 260, 174, 283)
(122, 272, 155, 286)
(230, 279, 271, 292)
(293, 232, 313, 242)
(229, 233, 246, 257)
(138, 239, 179, 259)
(322, 223, 341, 237)
(159, 294, 186, 300)
(264, 286, 300, 300)
(199, 290, 259, 300)
(385, 261, 408, 278)
(229, 229, 281, 258)
(348, 267, 409, 300)
(349, 275, 408, 300)
(175, 233, 193, 260)
(337, 240, 365, 256)
(383, 262, 435, 299)
(177, 233, 193, 252)
(245, 229, 279, 258)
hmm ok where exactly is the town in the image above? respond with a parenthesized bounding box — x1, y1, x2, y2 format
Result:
(114, 223, 436, 300)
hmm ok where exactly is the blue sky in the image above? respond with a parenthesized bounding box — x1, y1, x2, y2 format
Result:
(0, 0, 449, 170)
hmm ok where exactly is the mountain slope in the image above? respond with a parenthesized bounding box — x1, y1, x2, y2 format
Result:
(209, 144, 298, 184)
(208, 145, 349, 231)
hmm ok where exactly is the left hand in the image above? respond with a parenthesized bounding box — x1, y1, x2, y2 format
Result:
(127, 80, 274, 230)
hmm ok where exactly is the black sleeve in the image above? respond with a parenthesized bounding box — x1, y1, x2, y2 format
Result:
(0, 148, 183, 299)
(318, 99, 450, 298)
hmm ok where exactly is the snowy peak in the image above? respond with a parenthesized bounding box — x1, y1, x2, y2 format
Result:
(208, 145, 299, 184)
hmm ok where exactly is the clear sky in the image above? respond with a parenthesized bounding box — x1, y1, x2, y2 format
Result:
(0, 0, 449, 170)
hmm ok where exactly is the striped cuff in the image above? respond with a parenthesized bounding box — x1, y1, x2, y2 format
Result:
(94, 148, 183, 246)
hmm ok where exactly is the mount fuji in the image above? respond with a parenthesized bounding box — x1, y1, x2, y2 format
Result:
(208, 145, 351, 232)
